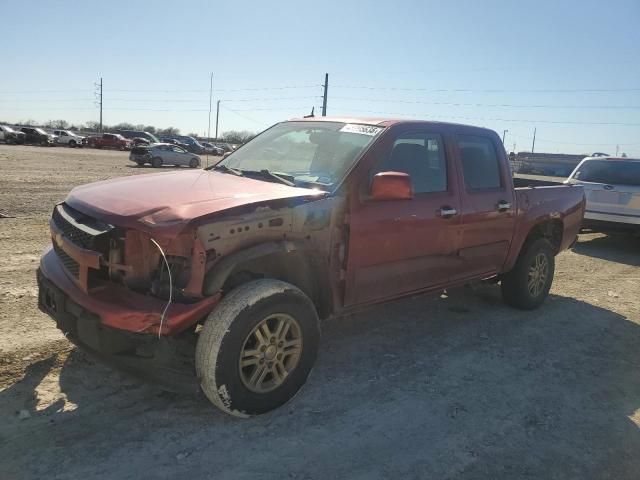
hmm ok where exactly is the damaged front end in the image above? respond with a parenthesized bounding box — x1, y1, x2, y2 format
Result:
(38, 202, 220, 392)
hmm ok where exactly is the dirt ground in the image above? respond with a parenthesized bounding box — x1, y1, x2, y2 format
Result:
(1, 144, 639, 479)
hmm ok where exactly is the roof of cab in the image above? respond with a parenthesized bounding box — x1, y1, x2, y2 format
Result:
(287, 115, 496, 133)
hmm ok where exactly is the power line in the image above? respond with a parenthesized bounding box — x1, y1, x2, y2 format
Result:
(334, 108, 640, 127)
(106, 84, 320, 93)
(332, 85, 640, 93)
(509, 133, 640, 147)
(219, 104, 267, 126)
(330, 96, 640, 110)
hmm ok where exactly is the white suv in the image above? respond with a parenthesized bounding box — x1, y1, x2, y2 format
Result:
(53, 129, 86, 148)
(566, 156, 640, 233)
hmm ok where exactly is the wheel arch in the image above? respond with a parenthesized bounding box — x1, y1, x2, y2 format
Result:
(504, 218, 564, 273)
(202, 241, 333, 319)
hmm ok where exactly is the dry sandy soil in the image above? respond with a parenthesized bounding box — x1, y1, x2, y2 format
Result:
(1, 144, 639, 479)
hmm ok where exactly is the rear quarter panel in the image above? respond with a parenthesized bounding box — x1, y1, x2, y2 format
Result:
(503, 185, 585, 272)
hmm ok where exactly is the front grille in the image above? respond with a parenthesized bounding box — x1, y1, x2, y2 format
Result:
(52, 204, 112, 250)
(53, 243, 79, 278)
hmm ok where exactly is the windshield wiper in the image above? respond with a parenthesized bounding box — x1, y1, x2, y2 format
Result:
(256, 169, 295, 186)
(210, 164, 243, 176)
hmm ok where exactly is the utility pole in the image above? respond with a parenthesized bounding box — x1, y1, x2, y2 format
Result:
(322, 73, 329, 116)
(207, 72, 213, 141)
(616, 144, 619, 156)
(97, 77, 103, 132)
(215, 100, 220, 140)
(502, 129, 508, 144)
(531, 127, 536, 154)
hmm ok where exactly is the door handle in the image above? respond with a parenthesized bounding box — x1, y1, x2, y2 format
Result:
(439, 206, 458, 219)
(497, 200, 511, 212)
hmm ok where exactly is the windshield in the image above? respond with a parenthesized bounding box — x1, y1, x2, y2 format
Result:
(215, 121, 383, 188)
(35, 128, 47, 135)
(571, 159, 640, 186)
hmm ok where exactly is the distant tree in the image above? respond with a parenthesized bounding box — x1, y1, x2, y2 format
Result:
(44, 119, 69, 129)
(158, 126, 180, 135)
(83, 121, 101, 132)
(19, 118, 37, 126)
(221, 130, 255, 144)
(187, 132, 200, 138)
(113, 122, 135, 131)
(144, 125, 156, 134)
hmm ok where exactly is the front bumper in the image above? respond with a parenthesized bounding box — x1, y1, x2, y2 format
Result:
(37, 266, 201, 393)
(39, 245, 219, 335)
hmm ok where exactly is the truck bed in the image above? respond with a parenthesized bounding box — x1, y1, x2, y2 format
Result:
(513, 174, 566, 188)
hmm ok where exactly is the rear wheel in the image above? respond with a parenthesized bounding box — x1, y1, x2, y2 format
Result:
(151, 157, 163, 168)
(196, 279, 320, 417)
(501, 238, 555, 310)
(189, 158, 199, 168)
(68, 140, 76, 148)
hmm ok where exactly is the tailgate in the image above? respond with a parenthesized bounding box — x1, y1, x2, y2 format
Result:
(583, 183, 640, 219)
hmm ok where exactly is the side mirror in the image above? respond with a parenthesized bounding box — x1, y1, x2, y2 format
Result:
(370, 171, 412, 200)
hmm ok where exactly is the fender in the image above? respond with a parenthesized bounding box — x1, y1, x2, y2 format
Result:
(203, 240, 300, 295)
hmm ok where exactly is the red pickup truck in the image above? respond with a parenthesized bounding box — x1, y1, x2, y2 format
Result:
(37, 118, 585, 417)
(87, 133, 131, 150)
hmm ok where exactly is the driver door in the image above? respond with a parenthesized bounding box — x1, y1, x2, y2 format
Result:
(344, 128, 462, 306)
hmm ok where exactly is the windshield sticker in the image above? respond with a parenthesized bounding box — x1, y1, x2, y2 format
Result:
(339, 124, 383, 136)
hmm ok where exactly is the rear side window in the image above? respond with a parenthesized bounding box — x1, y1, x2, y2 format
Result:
(572, 160, 640, 186)
(457, 135, 502, 189)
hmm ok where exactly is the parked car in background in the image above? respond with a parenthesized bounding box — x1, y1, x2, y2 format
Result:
(566, 156, 640, 233)
(88, 133, 131, 150)
(202, 142, 224, 155)
(53, 129, 86, 148)
(117, 130, 159, 145)
(214, 142, 235, 153)
(0, 125, 26, 144)
(37, 117, 585, 417)
(20, 127, 57, 146)
(161, 135, 206, 154)
(129, 143, 201, 168)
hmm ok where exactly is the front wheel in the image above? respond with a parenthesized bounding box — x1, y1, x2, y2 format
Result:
(196, 279, 320, 417)
(501, 238, 555, 310)
(151, 157, 163, 168)
(189, 158, 199, 168)
(68, 140, 76, 148)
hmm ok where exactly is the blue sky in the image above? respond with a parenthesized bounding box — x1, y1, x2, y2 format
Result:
(1, 0, 639, 155)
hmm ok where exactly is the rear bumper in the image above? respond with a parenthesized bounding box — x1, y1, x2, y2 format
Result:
(37, 267, 201, 393)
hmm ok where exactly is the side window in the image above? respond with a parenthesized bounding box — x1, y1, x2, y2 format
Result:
(376, 132, 447, 194)
(456, 134, 502, 190)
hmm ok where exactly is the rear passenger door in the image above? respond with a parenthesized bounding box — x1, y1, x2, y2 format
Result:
(452, 133, 516, 280)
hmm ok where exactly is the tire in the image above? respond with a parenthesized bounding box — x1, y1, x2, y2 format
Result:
(196, 279, 320, 417)
(501, 238, 555, 310)
(189, 158, 199, 168)
(151, 157, 163, 168)
(69, 140, 76, 148)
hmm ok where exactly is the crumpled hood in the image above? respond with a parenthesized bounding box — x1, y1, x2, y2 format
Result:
(65, 169, 324, 231)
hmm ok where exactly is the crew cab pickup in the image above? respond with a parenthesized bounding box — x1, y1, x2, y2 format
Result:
(87, 133, 131, 150)
(37, 118, 585, 417)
